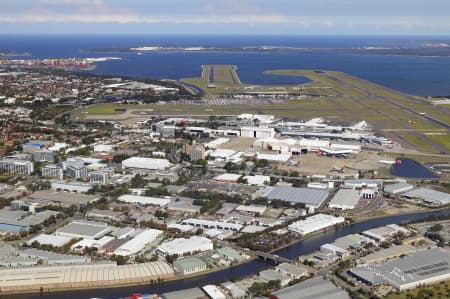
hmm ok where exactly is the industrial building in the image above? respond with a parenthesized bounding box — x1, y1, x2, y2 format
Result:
(271, 276, 349, 299)
(56, 221, 112, 240)
(362, 224, 410, 242)
(240, 126, 275, 138)
(27, 234, 73, 247)
(19, 248, 90, 266)
(349, 248, 450, 291)
(86, 209, 123, 221)
(276, 263, 308, 280)
(121, 157, 172, 171)
(401, 188, 450, 206)
(114, 229, 163, 256)
(28, 189, 99, 207)
(157, 236, 213, 256)
(343, 179, 382, 189)
(71, 236, 114, 253)
(288, 214, 345, 236)
(260, 186, 329, 212)
(245, 175, 270, 186)
(260, 269, 291, 286)
(202, 285, 227, 299)
(383, 182, 414, 195)
(161, 287, 208, 299)
(118, 194, 171, 207)
(256, 152, 292, 163)
(328, 189, 361, 210)
(0, 262, 174, 294)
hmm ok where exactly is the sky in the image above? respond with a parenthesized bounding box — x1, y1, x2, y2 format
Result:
(1, 0, 450, 35)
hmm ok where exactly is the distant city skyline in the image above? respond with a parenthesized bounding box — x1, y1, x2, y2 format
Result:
(1, 0, 450, 35)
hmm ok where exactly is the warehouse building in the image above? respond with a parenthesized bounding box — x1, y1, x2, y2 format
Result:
(202, 285, 227, 299)
(161, 287, 208, 299)
(56, 221, 112, 240)
(122, 157, 172, 171)
(0, 262, 174, 294)
(343, 179, 382, 189)
(328, 189, 361, 210)
(260, 269, 291, 286)
(114, 229, 163, 256)
(288, 214, 345, 236)
(276, 263, 308, 280)
(271, 276, 349, 299)
(260, 186, 329, 212)
(28, 190, 99, 207)
(401, 188, 450, 206)
(157, 236, 213, 256)
(118, 194, 171, 207)
(70, 236, 114, 253)
(383, 182, 414, 195)
(362, 224, 410, 242)
(27, 234, 73, 247)
(19, 248, 90, 266)
(240, 126, 275, 138)
(245, 175, 270, 186)
(349, 248, 450, 291)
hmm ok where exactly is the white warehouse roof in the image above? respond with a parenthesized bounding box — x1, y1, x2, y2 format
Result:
(122, 157, 171, 170)
(27, 234, 73, 247)
(114, 229, 163, 256)
(118, 194, 171, 207)
(402, 188, 450, 206)
(288, 214, 345, 236)
(157, 236, 213, 256)
(328, 189, 361, 210)
(245, 175, 270, 186)
(56, 221, 112, 240)
(202, 285, 226, 299)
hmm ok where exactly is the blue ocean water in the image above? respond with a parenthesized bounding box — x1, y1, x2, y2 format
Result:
(1, 34, 450, 96)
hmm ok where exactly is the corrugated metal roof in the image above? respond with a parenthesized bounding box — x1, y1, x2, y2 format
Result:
(263, 187, 329, 207)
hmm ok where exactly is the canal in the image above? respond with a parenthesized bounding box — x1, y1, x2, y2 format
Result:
(8, 208, 450, 299)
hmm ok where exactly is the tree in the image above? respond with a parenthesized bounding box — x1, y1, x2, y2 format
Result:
(256, 159, 268, 168)
(430, 224, 443, 232)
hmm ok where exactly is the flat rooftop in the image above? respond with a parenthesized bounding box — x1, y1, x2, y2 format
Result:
(28, 190, 100, 206)
(262, 186, 329, 207)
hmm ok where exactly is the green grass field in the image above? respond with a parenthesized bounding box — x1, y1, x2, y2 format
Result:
(385, 281, 450, 299)
(83, 66, 449, 154)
